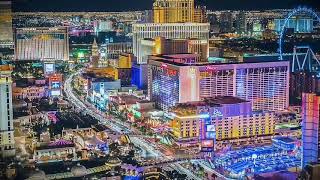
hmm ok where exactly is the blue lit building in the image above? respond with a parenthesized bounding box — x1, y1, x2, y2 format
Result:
(148, 63, 179, 111)
(132, 62, 148, 89)
(275, 17, 314, 33)
(272, 137, 297, 151)
(148, 54, 290, 112)
(89, 77, 121, 111)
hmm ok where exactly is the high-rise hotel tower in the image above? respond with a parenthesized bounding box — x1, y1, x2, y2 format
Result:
(0, 65, 15, 158)
(15, 27, 69, 61)
(132, 0, 208, 88)
(0, 1, 13, 48)
(153, 0, 195, 23)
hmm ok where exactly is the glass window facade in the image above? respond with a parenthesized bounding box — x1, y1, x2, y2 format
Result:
(149, 65, 179, 111)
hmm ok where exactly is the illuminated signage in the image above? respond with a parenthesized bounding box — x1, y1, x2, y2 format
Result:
(166, 69, 177, 76)
(207, 125, 215, 132)
(201, 140, 214, 148)
(199, 66, 220, 78)
(51, 90, 61, 96)
(51, 82, 60, 89)
(212, 109, 223, 117)
(161, 63, 168, 69)
(173, 113, 210, 119)
(206, 66, 217, 71)
(44, 63, 54, 74)
(159, 64, 177, 76)
(77, 52, 85, 58)
(206, 132, 216, 139)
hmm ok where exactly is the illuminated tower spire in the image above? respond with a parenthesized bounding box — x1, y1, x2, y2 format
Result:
(91, 38, 99, 67)
(92, 38, 99, 57)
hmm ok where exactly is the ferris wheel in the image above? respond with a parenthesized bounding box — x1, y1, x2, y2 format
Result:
(278, 7, 320, 61)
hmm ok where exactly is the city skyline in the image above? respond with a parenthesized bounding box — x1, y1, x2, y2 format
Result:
(13, 0, 319, 12)
(2, 0, 320, 179)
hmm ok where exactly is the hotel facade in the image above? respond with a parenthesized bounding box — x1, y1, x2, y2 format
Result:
(148, 54, 290, 112)
(170, 96, 275, 149)
(0, 65, 15, 157)
(132, 23, 210, 64)
(15, 27, 69, 61)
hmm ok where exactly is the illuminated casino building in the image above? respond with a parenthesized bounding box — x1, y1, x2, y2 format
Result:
(0, 1, 13, 48)
(170, 96, 275, 149)
(109, 53, 133, 69)
(301, 93, 320, 167)
(15, 27, 69, 61)
(153, 0, 194, 23)
(87, 64, 136, 86)
(132, 0, 209, 89)
(194, 6, 207, 23)
(148, 54, 289, 112)
(132, 23, 209, 89)
(89, 78, 121, 111)
(153, 0, 206, 24)
(139, 36, 208, 62)
(101, 42, 132, 61)
(0, 65, 15, 157)
(48, 74, 63, 96)
(132, 23, 209, 64)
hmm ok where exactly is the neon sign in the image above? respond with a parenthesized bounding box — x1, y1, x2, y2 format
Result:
(166, 69, 177, 76)
(158, 64, 177, 76)
(51, 82, 60, 89)
(206, 66, 217, 72)
(161, 63, 168, 69)
(212, 109, 223, 117)
(173, 113, 210, 119)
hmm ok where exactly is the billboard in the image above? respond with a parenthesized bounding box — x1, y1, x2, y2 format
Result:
(51, 90, 61, 96)
(49, 74, 63, 97)
(51, 82, 60, 89)
(206, 131, 216, 139)
(44, 63, 55, 74)
(207, 125, 215, 132)
(201, 140, 214, 148)
(201, 140, 214, 152)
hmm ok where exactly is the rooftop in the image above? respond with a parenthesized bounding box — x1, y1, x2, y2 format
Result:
(175, 96, 248, 108)
(171, 96, 249, 116)
(0, 64, 13, 71)
(149, 54, 288, 67)
(36, 140, 75, 150)
(110, 94, 142, 105)
(92, 77, 115, 83)
(273, 136, 296, 143)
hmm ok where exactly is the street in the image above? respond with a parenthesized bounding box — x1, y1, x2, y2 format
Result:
(63, 70, 203, 180)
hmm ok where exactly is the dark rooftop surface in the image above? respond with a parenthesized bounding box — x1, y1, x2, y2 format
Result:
(273, 136, 296, 143)
(204, 96, 249, 105)
(173, 96, 249, 110)
(92, 77, 115, 82)
(180, 96, 248, 107)
(149, 55, 288, 67)
(93, 124, 108, 132)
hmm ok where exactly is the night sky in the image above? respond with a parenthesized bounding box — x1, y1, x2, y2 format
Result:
(12, 0, 320, 12)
